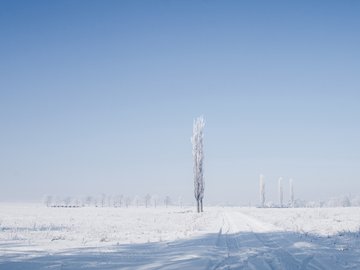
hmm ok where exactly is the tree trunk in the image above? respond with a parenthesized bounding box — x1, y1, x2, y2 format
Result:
(200, 199, 203, 212)
(196, 199, 200, 213)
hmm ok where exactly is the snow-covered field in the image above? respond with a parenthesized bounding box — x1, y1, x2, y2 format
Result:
(1, 204, 360, 269)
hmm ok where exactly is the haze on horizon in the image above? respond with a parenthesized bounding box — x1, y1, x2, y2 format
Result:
(0, 1, 359, 205)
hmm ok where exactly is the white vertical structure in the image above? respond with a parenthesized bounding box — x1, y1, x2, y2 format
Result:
(259, 174, 265, 207)
(191, 116, 205, 213)
(278, 177, 283, 207)
(289, 178, 294, 207)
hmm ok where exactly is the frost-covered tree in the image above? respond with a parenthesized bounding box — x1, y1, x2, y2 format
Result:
(133, 195, 140, 207)
(259, 174, 265, 207)
(351, 196, 360, 207)
(100, 193, 106, 207)
(152, 195, 158, 208)
(54, 196, 61, 207)
(278, 177, 283, 207)
(44, 195, 53, 207)
(145, 194, 151, 208)
(74, 198, 80, 208)
(289, 178, 294, 207)
(125, 197, 131, 208)
(63, 196, 72, 207)
(164, 196, 171, 208)
(107, 195, 112, 207)
(178, 196, 183, 208)
(327, 195, 351, 207)
(114, 194, 123, 207)
(93, 197, 98, 207)
(341, 196, 351, 207)
(191, 116, 205, 213)
(85, 196, 93, 207)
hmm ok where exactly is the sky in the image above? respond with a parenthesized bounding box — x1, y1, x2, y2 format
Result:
(0, 1, 359, 205)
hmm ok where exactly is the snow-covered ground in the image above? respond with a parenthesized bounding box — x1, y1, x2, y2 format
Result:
(1, 204, 360, 269)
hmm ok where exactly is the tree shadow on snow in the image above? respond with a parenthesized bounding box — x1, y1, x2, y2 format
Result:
(1, 230, 360, 270)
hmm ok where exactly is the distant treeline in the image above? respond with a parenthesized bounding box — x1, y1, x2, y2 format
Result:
(43, 194, 181, 208)
(259, 195, 360, 208)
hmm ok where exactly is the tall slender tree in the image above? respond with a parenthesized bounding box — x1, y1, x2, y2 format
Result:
(259, 174, 265, 207)
(278, 177, 283, 207)
(191, 116, 205, 213)
(289, 178, 294, 207)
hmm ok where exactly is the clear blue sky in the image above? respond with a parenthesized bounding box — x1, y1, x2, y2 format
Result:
(1, 1, 359, 204)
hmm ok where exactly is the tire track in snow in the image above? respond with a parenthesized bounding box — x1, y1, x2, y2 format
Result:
(211, 212, 274, 270)
(230, 211, 334, 270)
(211, 210, 333, 270)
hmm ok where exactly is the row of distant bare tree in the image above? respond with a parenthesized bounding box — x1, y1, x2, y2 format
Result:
(43, 194, 180, 208)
